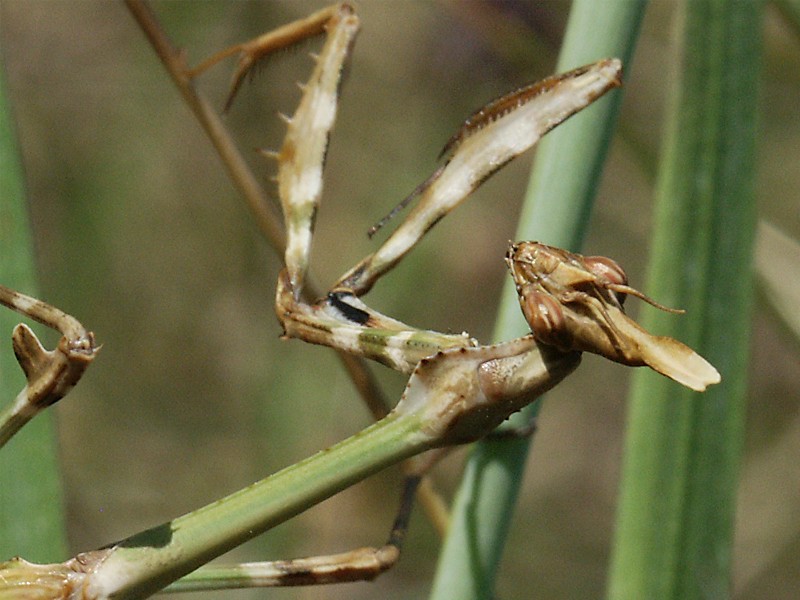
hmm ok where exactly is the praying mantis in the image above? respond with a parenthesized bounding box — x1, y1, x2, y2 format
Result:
(0, 3, 720, 597)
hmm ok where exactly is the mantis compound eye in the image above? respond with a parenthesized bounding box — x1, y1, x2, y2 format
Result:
(582, 255, 628, 286)
(520, 288, 570, 349)
(582, 255, 629, 306)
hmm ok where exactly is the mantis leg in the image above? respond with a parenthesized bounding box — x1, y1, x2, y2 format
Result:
(0, 284, 98, 448)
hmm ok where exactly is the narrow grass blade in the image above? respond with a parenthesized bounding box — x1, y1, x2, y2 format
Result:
(429, 2, 647, 598)
(773, 0, 800, 39)
(0, 60, 68, 560)
(754, 221, 800, 346)
(607, 1, 762, 598)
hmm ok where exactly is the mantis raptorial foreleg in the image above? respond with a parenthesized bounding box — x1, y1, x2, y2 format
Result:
(163, 5, 610, 589)
(168, 5, 454, 589)
(335, 59, 624, 296)
(0, 3, 722, 595)
(171, 0, 715, 588)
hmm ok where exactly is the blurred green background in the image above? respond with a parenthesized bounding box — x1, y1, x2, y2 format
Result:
(1, 1, 798, 598)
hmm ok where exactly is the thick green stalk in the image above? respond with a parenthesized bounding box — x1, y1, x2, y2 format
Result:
(1, 312, 579, 597)
(429, 2, 647, 598)
(83, 412, 428, 599)
(0, 56, 68, 561)
(607, 1, 761, 598)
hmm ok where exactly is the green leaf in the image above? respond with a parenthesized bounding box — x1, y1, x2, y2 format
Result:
(607, 1, 762, 598)
(0, 59, 68, 560)
(429, 2, 647, 598)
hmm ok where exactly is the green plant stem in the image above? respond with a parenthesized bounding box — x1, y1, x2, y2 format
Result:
(0, 54, 68, 561)
(607, 1, 761, 598)
(2, 334, 577, 597)
(429, 2, 647, 598)
(84, 412, 429, 599)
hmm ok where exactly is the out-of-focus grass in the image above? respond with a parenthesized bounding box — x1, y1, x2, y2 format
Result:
(0, 2, 798, 599)
(0, 48, 67, 563)
(609, 1, 760, 598)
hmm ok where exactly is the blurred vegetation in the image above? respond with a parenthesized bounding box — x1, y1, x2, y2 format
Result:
(0, 45, 68, 562)
(609, 2, 759, 598)
(0, 1, 798, 599)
